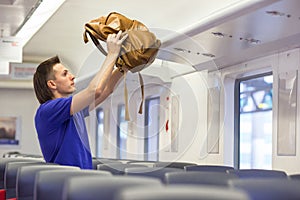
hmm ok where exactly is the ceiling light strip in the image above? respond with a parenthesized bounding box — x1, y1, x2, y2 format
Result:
(15, 0, 66, 47)
(12, 0, 43, 36)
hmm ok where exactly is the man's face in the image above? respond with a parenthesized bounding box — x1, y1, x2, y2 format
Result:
(51, 63, 76, 96)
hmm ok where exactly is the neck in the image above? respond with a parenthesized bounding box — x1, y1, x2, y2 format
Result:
(52, 91, 70, 99)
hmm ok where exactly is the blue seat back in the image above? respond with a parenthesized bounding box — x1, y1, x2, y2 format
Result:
(97, 163, 148, 175)
(124, 167, 183, 182)
(154, 162, 197, 169)
(165, 171, 238, 186)
(16, 165, 79, 200)
(4, 161, 48, 198)
(92, 158, 122, 169)
(0, 158, 44, 189)
(35, 169, 112, 200)
(62, 176, 162, 200)
(184, 165, 234, 172)
(230, 178, 300, 200)
(116, 185, 250, 200)
(227, 169, 287, 179)
(289, 174, 300, 180)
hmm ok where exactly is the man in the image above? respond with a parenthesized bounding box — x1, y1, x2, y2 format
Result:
(33, 31, 127, 169)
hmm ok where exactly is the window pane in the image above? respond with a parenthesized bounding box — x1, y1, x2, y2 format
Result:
(117, 104, 128, 159)
(96, 108, 104, 157)
(145, 97, 160, 161)
(239, 74, 273, 169)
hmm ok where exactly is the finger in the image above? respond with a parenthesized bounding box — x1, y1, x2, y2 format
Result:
(119, 33, 128, 43)
(107, 33, 114, 41)
(116, 30, 123, 39)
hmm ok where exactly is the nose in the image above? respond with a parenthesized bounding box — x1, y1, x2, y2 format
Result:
(70, 73, 75, 81)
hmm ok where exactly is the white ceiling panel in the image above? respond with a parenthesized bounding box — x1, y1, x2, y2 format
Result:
(157, 0, 300, 71)
(1, 0, 298, 78)
(0, 0, 38, 37)
(22, 0, 257, 73)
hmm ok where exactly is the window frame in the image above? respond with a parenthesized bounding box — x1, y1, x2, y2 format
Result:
(234, 71, 273, 169)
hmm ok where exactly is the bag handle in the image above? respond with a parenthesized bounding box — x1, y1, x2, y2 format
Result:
(84, 27, 108, 56)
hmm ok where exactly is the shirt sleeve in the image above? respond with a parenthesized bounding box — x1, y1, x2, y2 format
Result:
(39, 97, 72, 127)
(82, 106, 90, 118)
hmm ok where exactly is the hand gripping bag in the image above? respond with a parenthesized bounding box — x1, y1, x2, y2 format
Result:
(83, 12, 161, 120)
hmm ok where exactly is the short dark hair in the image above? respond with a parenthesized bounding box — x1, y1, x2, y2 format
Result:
(33, 56, 60, 104)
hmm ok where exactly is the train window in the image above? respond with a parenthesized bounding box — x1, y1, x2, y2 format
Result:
(144, 97, 160, 161)
(96, 108, 104, 157)
(235, 73, 273, 169)
(117, 104, 128, 159)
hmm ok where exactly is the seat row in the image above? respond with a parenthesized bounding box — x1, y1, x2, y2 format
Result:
(0, 158, 247, 200)
(1, 157, 300, 200)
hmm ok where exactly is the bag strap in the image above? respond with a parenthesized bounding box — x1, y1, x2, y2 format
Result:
(104, 12, 117, 24)
(123, 71, 145, 121)
(138, 72, 144, 114)
(84, 29, 108, 56)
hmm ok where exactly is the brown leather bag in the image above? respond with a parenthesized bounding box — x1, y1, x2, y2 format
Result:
(83, 12, 161, 73)
(83, 12, 161, 120)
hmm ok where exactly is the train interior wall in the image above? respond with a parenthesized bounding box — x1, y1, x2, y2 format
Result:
(0, 47, 299, 174)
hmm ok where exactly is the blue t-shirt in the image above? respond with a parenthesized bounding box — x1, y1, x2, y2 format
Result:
(35, 96, 92, 169)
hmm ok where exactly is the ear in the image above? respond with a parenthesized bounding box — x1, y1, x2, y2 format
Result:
(47, 80, 56, 89)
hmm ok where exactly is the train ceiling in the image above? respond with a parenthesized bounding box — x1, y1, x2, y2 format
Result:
(1, 0, 299, 74)
(163, 0, 300, 71)
(0, 0, 37, 37)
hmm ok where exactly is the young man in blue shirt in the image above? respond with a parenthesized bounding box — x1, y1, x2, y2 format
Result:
(33, 31, 128, 169)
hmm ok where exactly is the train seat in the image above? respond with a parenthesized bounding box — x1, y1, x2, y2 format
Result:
(229, 178, 300, 200)
(289, 173, 300, 180)
(154, 161, 197, 169)
(226, 169, 288, 179)
(97, 163, 148, 175)
(125, 161, 156, 167)
(116, 185, 250, 200)
(34, 169, 112, 200)
(4, 161, 50, 199)
(16, 165, 79, 200)
(184, 165, 234, 172)
(124, 167, 183, 183)
(0, 158, 45, 189)
(164, 171, 238, 186)
(92, 158, 122, 169)
(61, 176, 162, 200)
